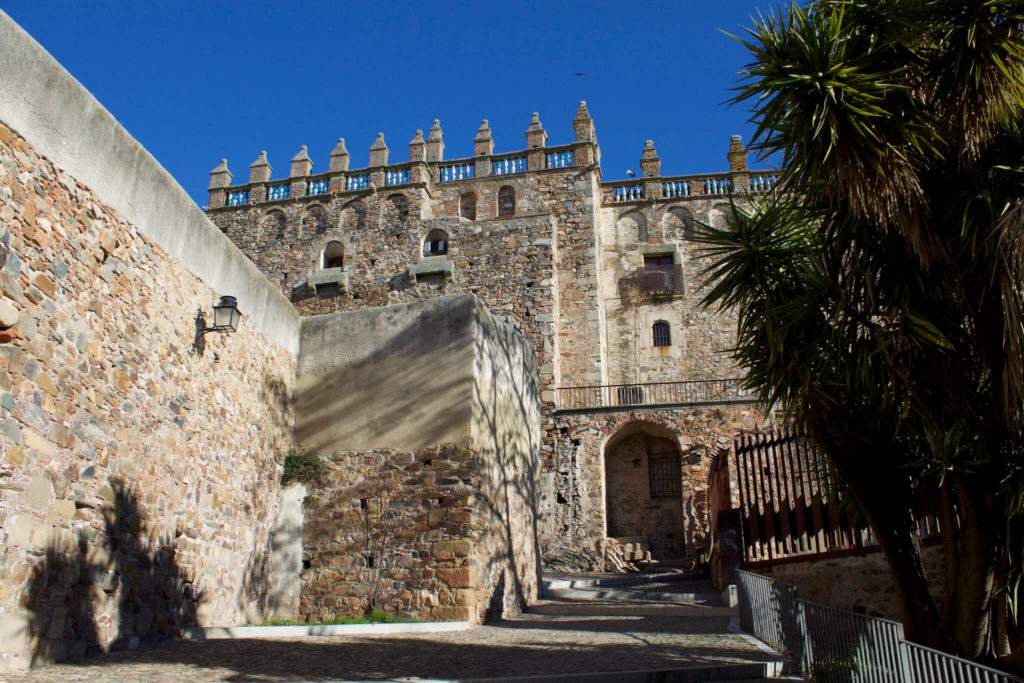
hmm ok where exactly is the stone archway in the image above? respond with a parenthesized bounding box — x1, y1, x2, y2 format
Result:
(603, 422, 686, 561)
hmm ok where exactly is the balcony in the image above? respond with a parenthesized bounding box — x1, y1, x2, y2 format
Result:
(308, 268, 349, 294)
(638, 264, 684, 296)
(409, 255, 455, 282)
(555, 379, 754, 412)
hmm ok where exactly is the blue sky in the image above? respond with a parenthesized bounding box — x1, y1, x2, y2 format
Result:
(3, 1, 777, 207)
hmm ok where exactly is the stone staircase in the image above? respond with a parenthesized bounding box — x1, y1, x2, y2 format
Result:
(492, 570, 800, 683)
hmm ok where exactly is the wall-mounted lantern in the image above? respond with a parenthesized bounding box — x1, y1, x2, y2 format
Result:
(193, 295, 242, 355)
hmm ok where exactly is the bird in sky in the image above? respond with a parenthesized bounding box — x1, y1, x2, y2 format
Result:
(626, 170, 636, 177)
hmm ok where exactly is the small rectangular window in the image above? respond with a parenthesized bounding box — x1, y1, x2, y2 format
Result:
(649, 452, 682, 498)
(653, 321, 671, 347)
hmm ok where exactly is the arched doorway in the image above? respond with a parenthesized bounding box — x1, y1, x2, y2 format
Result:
(604, 423, 686, 561)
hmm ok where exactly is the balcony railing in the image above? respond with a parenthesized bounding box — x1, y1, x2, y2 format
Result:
(492, 156, 527, 175)
(347, 174, 370, 191)
(227, 190, 249, 206)
(611, 183, 645, 202)
(307, 179, 329, 196)
(556, 378, 753, 411)
(438, 162, 474, 182)
(267, 184, 290, 201)
(385, 168, 410, 186)
(638, 264, 684, 295)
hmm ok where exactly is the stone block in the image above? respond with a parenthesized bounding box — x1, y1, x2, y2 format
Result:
(26, 474, 53, 512)
(431, 540, 473, 559)
(436, 567, 474, 588)
(22, 428, 57, 457)
(430, 606, 472, 622)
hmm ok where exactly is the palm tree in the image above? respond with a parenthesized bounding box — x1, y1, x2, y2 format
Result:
(700, 0, 1024, 667)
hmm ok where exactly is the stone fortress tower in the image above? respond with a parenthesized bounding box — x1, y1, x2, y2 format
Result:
(205, 103, 777, 570)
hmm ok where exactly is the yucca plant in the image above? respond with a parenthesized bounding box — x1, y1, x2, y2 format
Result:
(701, 0, 1024, 669)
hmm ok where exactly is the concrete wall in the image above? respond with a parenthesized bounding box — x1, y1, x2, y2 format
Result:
(295, 295, 479, 451)
(0, 10, 298, 353)
(470, 297, 541, 617)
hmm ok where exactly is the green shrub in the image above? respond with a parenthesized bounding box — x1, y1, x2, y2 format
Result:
(281, 452, 327, 487)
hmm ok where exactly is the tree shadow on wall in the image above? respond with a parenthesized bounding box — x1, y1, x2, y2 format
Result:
(470, 307, 544, 620)
(26, 478, 203, 667)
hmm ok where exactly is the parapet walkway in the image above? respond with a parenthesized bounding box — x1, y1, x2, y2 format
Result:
(5, 572, 793, 682)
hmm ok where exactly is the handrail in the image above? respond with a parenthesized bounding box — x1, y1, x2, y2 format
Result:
(555, 378, 753, 411)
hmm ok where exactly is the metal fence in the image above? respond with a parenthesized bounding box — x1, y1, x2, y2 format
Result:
(799, 600, 905, 682)
(735, 570, 803, 657)
(555, 378, 753, 411)
(736, 569, 1024, 682)
(901, 641, 1021, 683)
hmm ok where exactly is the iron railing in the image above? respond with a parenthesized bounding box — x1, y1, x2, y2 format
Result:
(736, 570, 803, 657)
(638, 264, 684, 295)
(901, 640, 1021, 683)
(799, 600, 905, 682)
(736, 569, 1024, 683)
(556, 378, 753, 411)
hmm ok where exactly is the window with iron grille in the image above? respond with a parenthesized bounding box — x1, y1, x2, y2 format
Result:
(652, 321, 671, 347)
(498, 186, 515, 217)
(649, 452, 682, 498)
(617, 386, 644, 405)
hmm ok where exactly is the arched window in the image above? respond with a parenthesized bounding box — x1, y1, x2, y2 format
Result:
(304, 205, 330, 235)
(386, 194, 409, 223)
(340, 200, 366, 231)
(323, 241, 344, 269)
(460, 193, 477, 221)
(663, 207, 694, 240)
(652, 321, 671, 347)
(497, 186, 515, 217)
(423, 229, 448, 256)
(262, 210, 287, 240)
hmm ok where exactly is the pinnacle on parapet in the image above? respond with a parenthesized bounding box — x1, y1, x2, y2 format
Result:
(249, 150, 272, 184)
(574, 101, 596, 143)
(410, 129, 427, 162)
(427, 119, 444, 162)
(369, 133, 390, 167)
(474, 119, 494, 156)
(329, 138, 350, 172)
(640, 140, 661, 178)
(728, 134, 748, 172)
(525, 112, 547, 149)
(290, 145, 313, 177)
(208, 158, 232, 189)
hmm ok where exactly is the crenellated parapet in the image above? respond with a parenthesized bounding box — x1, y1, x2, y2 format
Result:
(206, 105, 600, 211)
(601, 137, 778, 205)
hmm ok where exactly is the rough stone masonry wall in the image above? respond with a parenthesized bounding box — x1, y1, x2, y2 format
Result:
(302, 444, 522, 624)
(294, 295, 539, 624)
(756, 544, 945, 620)
(0, 122, 296, 672)
(541, 405, 768, 569)
(595, 197, 742, 387)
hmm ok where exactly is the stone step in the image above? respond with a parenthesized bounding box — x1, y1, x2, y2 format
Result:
(543, 586, 718, 603)
(526, 602, 738, 617)
(541, 571, 702, 591)
(452, 660, 795, 682)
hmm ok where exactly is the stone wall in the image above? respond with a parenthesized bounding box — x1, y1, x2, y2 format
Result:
(595, 198, 742, 386)
(542, 405, 768, 570)
(754, 544, 945, 620)
(293, 295, 540, 624)
(0, 120, 296, 673)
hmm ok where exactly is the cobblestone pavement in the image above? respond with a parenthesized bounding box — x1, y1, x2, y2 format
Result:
(2, 614, 774, 682)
